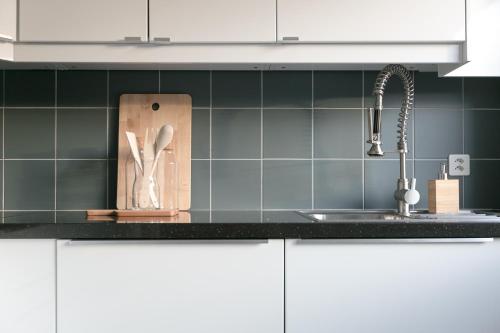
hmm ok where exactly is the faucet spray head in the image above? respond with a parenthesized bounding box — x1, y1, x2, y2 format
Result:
(368, 142, 384, 156)
(367, 107, 384, 157)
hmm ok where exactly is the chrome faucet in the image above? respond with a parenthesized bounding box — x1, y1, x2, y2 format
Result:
(367, 64, 420, 217)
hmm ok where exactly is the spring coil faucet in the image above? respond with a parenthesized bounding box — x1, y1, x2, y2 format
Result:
(367, 64, 420, 216)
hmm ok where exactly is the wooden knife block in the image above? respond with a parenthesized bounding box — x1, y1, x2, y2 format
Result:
(428, 179, 459, 214)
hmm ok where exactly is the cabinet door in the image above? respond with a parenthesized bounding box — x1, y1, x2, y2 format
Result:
(286, 239, 500, 333)
(57, 240, 284, 333)
(19, 0, 147, 42)
(277, 0, 465, 43)
(439, 0, 500, 76)
(149, 0, 276, 43)
(0, 0, 16, 41)
(0, 240, 56, 333)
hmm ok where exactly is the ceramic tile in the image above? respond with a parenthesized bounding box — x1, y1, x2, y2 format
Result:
(414, 72, 462, 108)
(415, 108, 462, 159)
(108, 70, 159, 107)
(464, 160, 500, 209)
(56, 160, 107, 210)
(263, 109, 311, 158)
(212, 108, 260, 158)
(4, 108, 55, 158)
(4, 160, 55, 210)
(5, 70, 55, 107)
(57, 70, 107, 107)
(314, 160, 363, 209)
(263, 160, 312, 209)
(314, 109, 362, 158)
(314, 71, 362, 108)
(212, 71, 261, 108)
(57, 108, 107, 158)
(263, 71, 312, 108)
(191, 160, 210, 210)
(464, 78, 500, 109)
(364, 160, 414, 209)
(192, 108, 210, 159)
(212, 160, 260, 210)
(160, 71, 210, 107)
(465, 109, 500, 158)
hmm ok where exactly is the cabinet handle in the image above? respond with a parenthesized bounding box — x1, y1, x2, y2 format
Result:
(122, 36, 143, 43)
(297, 238, 494, 244)
(64, 240, 269, 246)
(280, 36, 299, 42)
(0, 34, 13, 42)
(152, 37, 171, 44)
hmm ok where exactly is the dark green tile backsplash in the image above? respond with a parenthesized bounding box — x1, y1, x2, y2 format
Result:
(1, 69, 500, 217)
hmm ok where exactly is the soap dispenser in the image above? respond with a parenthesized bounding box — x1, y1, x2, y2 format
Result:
(428, 163, 459, 214)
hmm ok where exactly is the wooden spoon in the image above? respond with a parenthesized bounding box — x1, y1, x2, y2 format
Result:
(151, 124, 174, 174)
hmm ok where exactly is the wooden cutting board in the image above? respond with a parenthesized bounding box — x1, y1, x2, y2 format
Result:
(116, 94, 192, 210)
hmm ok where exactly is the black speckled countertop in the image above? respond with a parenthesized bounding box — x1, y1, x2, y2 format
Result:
(1, 210, 500, 239)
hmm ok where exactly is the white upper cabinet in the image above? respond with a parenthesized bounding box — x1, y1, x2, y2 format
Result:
(0, 240, 56, 333)
(19, 0, 148, 42)
(277, 0, 466, 43)
(439, 0, 500, 76)
(149, 0, 276, 43)
(0, 0, 16, 41)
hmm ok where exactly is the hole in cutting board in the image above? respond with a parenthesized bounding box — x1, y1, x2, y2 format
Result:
(152, 103, 160, 111)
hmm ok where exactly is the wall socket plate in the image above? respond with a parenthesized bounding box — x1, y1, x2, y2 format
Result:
(448, 154, 470, 176)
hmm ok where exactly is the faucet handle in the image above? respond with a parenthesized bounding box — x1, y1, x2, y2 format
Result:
(405, 178, 420, 205)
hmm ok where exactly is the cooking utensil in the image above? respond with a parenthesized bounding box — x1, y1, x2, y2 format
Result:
(117, 94, 192, 210)
(138, 129, 157, 208)
(151, 124, 174, 174)
(125, 131, 143, 173)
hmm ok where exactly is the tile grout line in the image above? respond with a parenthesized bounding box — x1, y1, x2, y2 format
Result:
(158, 69, 161, 94)
(412, 71, 416, 178)
(411, 71, 416, 210)
(411, 71, 416, 211)
(9, 105, 487, 111)
(209, 70, 213, 221)
(0, 156, 480, 161)
(106, 70, 110, 209)
(260, 70, 264, 214)
(2, 69, 4, 221)
(4, 106, 109, 109)
(192, 157, 461, 161)
(54, 70, 57, 223)
(3, 158, 113, 161)
(311, 70, 314, 209)
(361, 70, 365, 210)
(54, 239, 58, 333)
(462, 77, 466, 207)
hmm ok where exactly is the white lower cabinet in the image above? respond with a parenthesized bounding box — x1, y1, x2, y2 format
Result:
(0, 240, 56, 333)
(285, 239, 500, 333)
(57, 240, 284, 333)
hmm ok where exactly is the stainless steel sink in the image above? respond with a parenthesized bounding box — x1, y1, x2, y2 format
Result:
(296, 210, 500, 223)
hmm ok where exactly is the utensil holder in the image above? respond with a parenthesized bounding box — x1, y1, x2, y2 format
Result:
(126, 150, 161, 210)
(126, 148, 179, 213)
(160, 148, 179, 211)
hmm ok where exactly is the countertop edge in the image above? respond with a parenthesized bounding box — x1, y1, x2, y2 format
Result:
(1, 222, 500, 239)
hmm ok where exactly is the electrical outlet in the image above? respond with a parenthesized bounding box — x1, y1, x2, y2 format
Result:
(448, 154, 470, 176)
